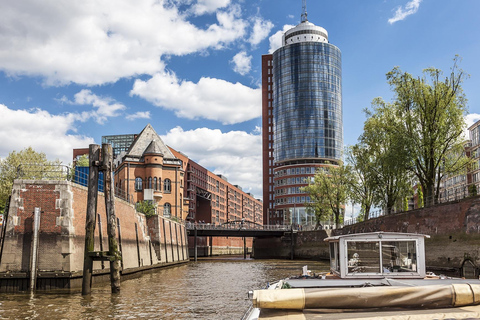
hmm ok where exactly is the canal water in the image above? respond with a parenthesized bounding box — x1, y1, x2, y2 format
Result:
(0, 257, 329, 319)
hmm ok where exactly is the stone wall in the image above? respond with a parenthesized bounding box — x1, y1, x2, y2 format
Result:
(253, 196, 480, 272)
(0, 180, 188, 291)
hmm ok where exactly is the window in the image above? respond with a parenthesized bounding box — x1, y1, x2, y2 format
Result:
(154, 177, 158, 190)
(148, 177, 152, 189)
(164, 203, 171, 217)
(135, 177, 143, 191)
(164, 179, 171, 193)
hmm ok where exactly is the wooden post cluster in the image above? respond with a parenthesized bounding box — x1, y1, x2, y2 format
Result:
(82, 143, 122, 295)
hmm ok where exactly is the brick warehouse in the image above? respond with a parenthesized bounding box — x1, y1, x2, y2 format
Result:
(74, 124, 263, 256)
(0, 179, 188, 292)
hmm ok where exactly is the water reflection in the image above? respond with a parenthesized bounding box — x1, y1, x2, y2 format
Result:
(0, 257, 329, 319)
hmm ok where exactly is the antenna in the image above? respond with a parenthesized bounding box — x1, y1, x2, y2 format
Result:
(301, 0, 308, 22)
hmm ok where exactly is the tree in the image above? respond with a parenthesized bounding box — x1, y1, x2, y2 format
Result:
(0, 147, 61, 213)
(345, 144, 379, 220)
(75, 154, 89, 167)
(303, 164, 351, 229)
(386, 57, 469, 207)
(360, 101, 413, 214)
(136, 200, 156, 217)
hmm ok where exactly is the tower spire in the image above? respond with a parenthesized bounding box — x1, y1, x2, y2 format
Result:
(301, 0, 308, 22)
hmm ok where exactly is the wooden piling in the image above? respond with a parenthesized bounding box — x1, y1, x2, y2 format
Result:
(82, 144, 100, 296)
(102, 143, 121, 293)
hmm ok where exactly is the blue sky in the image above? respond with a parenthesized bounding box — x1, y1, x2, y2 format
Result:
(1, 0, 479, 200)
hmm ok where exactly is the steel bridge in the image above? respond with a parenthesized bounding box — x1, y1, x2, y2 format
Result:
(185, 220, 295, 237)
(185, 220, 297, 261)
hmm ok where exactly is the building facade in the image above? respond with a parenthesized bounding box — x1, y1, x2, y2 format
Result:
(113, 124, 188, 220)
(262, 12, 343, 225)
(74, 124, 262, 225)
(469, 119, 480, 193)
(169, 148, 263, 225)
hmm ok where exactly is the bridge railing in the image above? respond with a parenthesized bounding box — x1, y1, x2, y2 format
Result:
(185, 222, 292, 231)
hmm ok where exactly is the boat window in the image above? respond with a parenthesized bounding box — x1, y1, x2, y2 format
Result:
(381, 241, 417, 273)
(330, 242, 339, 273)
(347, 241, 380, 274)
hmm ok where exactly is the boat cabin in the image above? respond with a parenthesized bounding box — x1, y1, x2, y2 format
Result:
(325, 232, 429, 279)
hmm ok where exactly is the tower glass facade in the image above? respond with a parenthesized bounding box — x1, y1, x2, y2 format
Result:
(262, 17, 343, 226)
(273, 42, 342, 164)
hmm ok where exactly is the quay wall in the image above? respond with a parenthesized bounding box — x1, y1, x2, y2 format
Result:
(0, 180, 188, 292)
(253, 196, 480, 273)
(188, 236, 253, 257)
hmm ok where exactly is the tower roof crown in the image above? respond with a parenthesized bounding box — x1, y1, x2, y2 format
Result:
(283, 21, 328, 46)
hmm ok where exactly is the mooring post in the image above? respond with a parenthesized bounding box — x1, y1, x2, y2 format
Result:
(102, 143, 121, 293)
(243, 237, 246, 260)
(290, 225, 294, 260)
(82, 144, 100, 295)
(97, 214, 105, 270)
(30, 207, 41, 291)
(194, 226, 197, 262)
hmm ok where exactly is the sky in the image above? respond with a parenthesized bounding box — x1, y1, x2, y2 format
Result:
(1, 0, 479, 200)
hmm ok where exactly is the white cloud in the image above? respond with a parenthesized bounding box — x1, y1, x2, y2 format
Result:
(0, 104, 94, 164)
(388, 0, 422, 24)
(126, 111, 151, 121)
(191, 0, 231, 15)
(231, 51, 252, 75)
(248, 17, 274, 46)
(0, 0, 247, 86)
(268, 24, 295, 53)
(130, 71, 261, 125)
(465, 113, 480, 139)
(162, 126, 262, 198)
(73, 90, 126, 124)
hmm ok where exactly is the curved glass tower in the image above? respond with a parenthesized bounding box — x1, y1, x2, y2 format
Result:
(273, 22, 342, 165)
(262, 13, 343, 226)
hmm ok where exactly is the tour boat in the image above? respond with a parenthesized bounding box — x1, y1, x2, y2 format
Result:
(243, 232, 480, 319)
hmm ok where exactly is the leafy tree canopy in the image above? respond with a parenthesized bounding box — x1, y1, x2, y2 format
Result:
(0, 147, 61, 213)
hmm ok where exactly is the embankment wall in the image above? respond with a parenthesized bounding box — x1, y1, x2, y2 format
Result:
(0, 180, 188, 292)
(253, 196, 480, 273)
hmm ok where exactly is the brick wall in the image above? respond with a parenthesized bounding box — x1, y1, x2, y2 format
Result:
(1, 180, 188, 277)
(253, 196, 480, 271)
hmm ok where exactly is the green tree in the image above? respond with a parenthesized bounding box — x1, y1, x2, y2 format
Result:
(0, 147, 61, 213)
(386, 57, 469, 207)
(75, 154, 89, 167)
(345, 144, 379, 220)
(469, 184, 478, 197)
(136, 200, 156, 217)
(303, 164, 351, 229)
(360, 102, 413, 214)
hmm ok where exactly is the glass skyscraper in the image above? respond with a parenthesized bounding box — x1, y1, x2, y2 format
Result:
(262, 14, 343, 226)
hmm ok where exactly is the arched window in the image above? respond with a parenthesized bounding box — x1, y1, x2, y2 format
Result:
(164, 203, 171, 217)
(135, 177, 143, 191)
(148, 177, 152, 189)
(154, 177, 157, 190)
(164, 179, 171, 193)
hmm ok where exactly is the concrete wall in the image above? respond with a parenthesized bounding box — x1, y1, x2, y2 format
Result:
(0, 180, 188, 291)
(253, 196, 480, 273)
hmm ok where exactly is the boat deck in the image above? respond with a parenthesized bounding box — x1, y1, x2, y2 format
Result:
(258, 305, 480, 319)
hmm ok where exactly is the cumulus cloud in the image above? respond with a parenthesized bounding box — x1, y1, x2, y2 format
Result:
(126, 111, 151, 121)
(162, 126, 262, 198)
(465, 113, 480, 139)
(388, 0, 422, 24)
(268, 24, 295, 53)
(130, 71, 261, 124)
(231, 51, 252, 75)
(248, 17, 274, 46)
(73, 90, 126, 124)
(0, 0, 247, 86)
(191, 0, 231, 15)
(0, 104, 94, 164)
